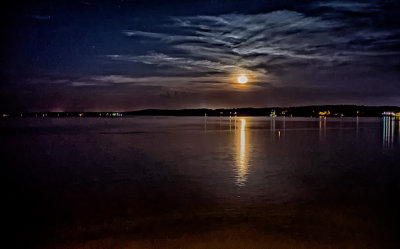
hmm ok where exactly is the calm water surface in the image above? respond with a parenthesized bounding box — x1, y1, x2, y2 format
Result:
(2, 117, 400, 248)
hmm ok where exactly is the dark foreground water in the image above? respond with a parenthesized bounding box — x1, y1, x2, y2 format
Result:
(1, 116, 400, 248)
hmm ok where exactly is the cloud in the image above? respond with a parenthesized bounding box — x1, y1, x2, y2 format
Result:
(71, 81, 106, 87)
(114, 5, 399, 90)
(89, 74, 264, 92)
(314, 1, 378, 12)
(32, 15, 51, 20)
(30, 74, 256, 92)
(122, 30, 167, 39)
(107, 53, 236, 72)
(80, 1, 93, 6)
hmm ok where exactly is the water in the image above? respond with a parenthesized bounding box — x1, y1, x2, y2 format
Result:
(1, 116, 400, 248)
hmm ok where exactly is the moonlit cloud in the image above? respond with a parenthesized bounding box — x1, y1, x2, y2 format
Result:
(107, 53, 237, 73)
(315, 1, 378, 12)
(117, 7, 400, 91)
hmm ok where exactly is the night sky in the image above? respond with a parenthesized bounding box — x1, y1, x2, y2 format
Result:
(1, 0, 399, 111)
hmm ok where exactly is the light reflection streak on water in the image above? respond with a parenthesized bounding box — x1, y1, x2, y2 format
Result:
(236, 118, 249, 187)
(383, 116, 398, 148)
(319, 117, 327, 141)
(356, 116, 359, 137)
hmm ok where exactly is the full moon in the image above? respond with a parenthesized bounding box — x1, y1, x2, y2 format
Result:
(237, 75, 248, 84)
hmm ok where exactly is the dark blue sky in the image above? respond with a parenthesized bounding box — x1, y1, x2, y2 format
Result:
(1, 0, 399, 111)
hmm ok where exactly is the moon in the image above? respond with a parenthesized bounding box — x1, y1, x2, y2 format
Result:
(237, 75, 248, 84)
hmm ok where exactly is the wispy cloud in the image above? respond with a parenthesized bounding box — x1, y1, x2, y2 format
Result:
(113, 5, 399, 89)
(107, 53, 236, 72)
(315, 1, 378, 12)
(32, 15, 52, 20)
(88, 74, 262, 91)
(122, 30, 167, 39)
(31, 73, 260, 92)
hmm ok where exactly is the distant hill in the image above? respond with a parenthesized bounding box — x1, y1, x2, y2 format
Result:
(124, 105, 400, 117)
(2, 105, 400, 118)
